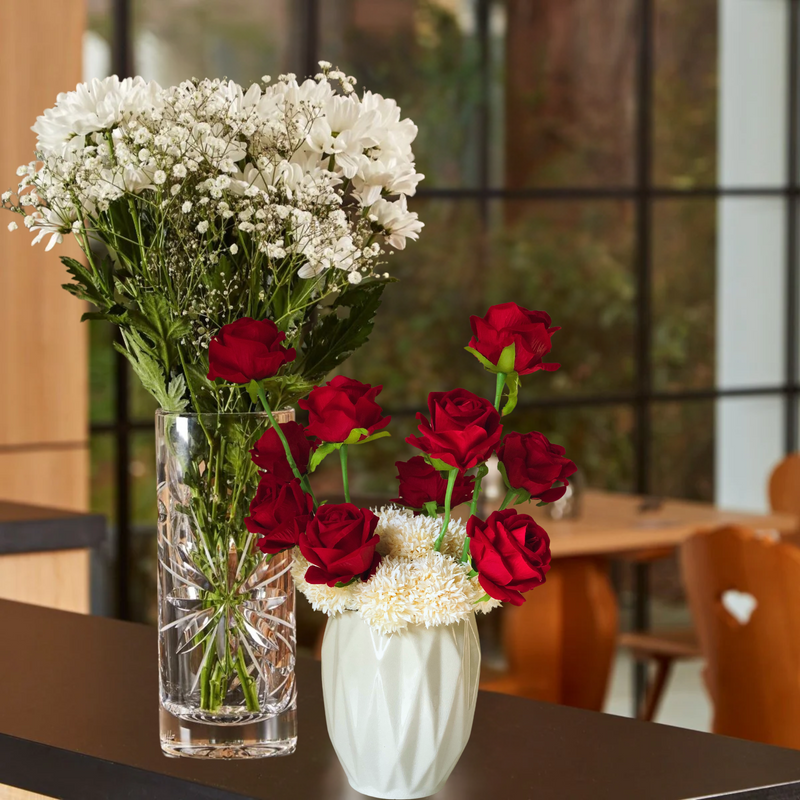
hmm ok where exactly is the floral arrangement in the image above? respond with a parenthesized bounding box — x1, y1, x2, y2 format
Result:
(2, 65, 424, 713)
(2, 64, 423, 412)
(207, 301, 576, 636)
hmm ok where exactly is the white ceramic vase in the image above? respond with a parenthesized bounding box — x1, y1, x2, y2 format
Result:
(320, 611, 480, 800)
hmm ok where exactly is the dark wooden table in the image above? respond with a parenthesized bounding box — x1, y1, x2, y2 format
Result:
(1, 600, 800, 800)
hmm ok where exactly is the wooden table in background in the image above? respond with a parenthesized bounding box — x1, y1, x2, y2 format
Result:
(457, 490, 798, 712)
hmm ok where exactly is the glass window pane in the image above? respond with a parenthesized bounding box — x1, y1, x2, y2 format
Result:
(133, 0, 300, 86)
(131, 431, 157, 624)
(511, 405, 635, 493)
(90, 320, 116, 424)
(130, 368, 159, 423)
(320, 0, 485, 188)
(342, 199, 635, 410)
(499, 0, 637, 188)
(90, 433, 116, 525)
(717, 198, 786, 389)
(718, 0, 788, 187)
(651, 400, 714, 502)
(86, 0, 112, 81)
(715, 396, 784, 512)
(652, 199, 716, 391)
(487, 200, 636, 398)
(341, 200, 486, 408)
(653, 0, 718, 188)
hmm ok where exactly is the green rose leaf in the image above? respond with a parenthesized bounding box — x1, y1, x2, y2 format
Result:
(496, 343, 517, 374)
(309, 441, 342, 472)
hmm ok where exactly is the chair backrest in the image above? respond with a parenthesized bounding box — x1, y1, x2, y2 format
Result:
(769, 454, 800, 519)
(681, 525, 800, 747)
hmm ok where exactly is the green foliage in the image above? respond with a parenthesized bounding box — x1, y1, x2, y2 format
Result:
(297, 281, 387, 383)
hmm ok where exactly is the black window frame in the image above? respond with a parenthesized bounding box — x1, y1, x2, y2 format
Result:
(98, 0, 800, 637)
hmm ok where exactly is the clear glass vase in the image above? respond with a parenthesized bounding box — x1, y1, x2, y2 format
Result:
(156, 409, 297, 759)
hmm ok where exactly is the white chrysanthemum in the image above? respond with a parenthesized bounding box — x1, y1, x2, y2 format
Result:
(293, 507, 500, 635)
(369, 195, 424, 250)
(404, 551, 477, 628)
(375, 506, 466, 561)
(291, 552, 358, 616)
(357, 556, 412, 635)
(33, 76, 162, 156)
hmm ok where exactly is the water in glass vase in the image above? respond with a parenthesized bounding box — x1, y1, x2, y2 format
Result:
(156, 410, 297, 758)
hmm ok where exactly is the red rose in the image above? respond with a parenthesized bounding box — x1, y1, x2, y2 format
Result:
(246, 475, 313, 555)
(250, 421, 313, 482)
(406, 388, 503, 471)
(498, 431, 577, 503)
(207, 317, 295, 384)
(468, 509, 551, 605)
(392, 456, 474, 511)
(468, 303, 560, 375)
(299, 376, 390, 444)
(299, 503, 381, 586)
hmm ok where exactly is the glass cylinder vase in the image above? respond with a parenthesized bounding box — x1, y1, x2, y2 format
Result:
(156, 409, 297, 759)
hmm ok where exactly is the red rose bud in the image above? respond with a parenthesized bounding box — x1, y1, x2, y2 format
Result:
(207, 317, 296, 384)
(299, 503, 381, 586)
(299, 376, 390, 444)
(246, 475, 313, 555)
(250, 420, 313, 482)
(406, 388, 502, 471)
(468, 302, 560, 375)
(498, 431, 577, 503)
(392, 456, 474, 511)
(468, 509, 551, 606)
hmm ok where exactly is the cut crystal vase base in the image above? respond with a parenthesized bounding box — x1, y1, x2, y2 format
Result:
(159, 704, 297, 759)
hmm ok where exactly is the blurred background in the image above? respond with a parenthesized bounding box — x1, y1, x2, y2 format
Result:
(83, 0, 792, 627)
(2, 0, 798, 738)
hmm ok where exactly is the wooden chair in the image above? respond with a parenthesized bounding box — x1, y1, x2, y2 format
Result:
(617, 547, 702, 721)
(681, 525, 800, 748)
(769, 454, 800, 528)
(480, 557, 618, 711)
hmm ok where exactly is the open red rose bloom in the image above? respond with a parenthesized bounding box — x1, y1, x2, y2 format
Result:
(207, 317, 296, 384)
(300, 376, 391, 443)
(468, 509, 552, 605)
(406, 388, 502, 471)
(299, 504, 381, 587)
(468, 302, 560, 375)
(498, 430, 577, 503)
(246, 474, 314, 555)
(393, 456, 474, 511)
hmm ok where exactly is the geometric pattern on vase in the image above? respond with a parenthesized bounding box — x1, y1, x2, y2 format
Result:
(321, 611, 480, 799)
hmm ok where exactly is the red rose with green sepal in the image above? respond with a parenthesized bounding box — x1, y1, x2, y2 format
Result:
(468, 509, 551, 605)
(299, 503, 381, 586)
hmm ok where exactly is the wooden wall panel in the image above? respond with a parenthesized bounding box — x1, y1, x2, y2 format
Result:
(0, 2, 89, 512)
(0, 448, 89, 511)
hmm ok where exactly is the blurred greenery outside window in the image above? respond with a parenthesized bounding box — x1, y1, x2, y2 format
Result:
(86, 0, 728, 621)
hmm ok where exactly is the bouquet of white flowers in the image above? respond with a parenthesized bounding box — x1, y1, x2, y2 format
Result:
(2, 63, 423, 411)
(2, 64, 424, 759)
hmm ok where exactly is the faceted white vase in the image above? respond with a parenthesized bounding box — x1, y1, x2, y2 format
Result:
(321, 611, 480, 799)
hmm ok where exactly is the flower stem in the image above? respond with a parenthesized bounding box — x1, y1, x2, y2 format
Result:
(340, 445, 351, 503)
(253, 381, 303, 482)
(499, 487, 517, 511)
(434, 469, 459, 551)
(494, 372, 506, 411)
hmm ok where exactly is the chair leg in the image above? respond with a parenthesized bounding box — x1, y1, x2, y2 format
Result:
(638, 656, 674, 722)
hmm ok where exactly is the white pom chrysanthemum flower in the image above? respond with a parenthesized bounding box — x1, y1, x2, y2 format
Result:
(294, 506, 502, 636)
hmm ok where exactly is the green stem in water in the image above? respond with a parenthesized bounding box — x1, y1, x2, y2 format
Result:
(235, 646, 260, 713)
(434, 469, 459, 551)
(494, 372, 506, 411)
(340, 445, 351, 503)
(253, 381, 303, 482)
